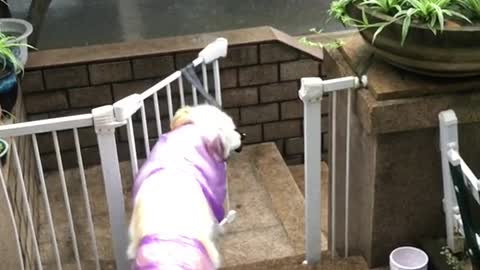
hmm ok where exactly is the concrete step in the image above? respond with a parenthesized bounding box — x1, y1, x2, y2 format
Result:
(288, 163, 330, 235)
(39, 143, 328, 269)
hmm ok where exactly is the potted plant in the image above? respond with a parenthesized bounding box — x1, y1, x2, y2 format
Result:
(328, 0, 480, 77)
(440, 246, 471, 270)
(0, 106, 13, 166)
(0, 137, 8, 166)
(0, 26, 33, 115)
(0, 18, 33, 66)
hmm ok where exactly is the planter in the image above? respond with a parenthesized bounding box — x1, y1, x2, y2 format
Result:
(346, 4, 480, 77)
(0, 67, 18, 113)
(0, 138, 8, 166)
(0, 18, 33, 67)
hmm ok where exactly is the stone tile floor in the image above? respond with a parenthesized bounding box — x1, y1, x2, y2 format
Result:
(37, 143, 328, 268)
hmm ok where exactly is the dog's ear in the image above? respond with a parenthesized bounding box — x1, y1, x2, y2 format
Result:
(206, 135, 226, 162)
(170, 106, 193, 130)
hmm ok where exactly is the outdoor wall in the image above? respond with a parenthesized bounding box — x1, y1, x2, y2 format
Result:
(20, 27, 327, 169)
(0, 87, 40, 270)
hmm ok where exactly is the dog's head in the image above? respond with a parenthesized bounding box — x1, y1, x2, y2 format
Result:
(170, 104, 245, 160)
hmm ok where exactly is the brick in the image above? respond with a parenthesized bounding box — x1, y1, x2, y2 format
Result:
(260, 43, 299, 63)
(27, 113, 48, 121)
(118, 119, 163, 141)
(43, 147, 100, 170)
(132, 55, 175, 79)
(175, 51, 199, 69)
(220, 68, 237, 88)
(240, 103, 279, 125)
(37, 127, 97, 154)
(237, 125, 262, 144)
(263, 120, 302, 140)
(275, 139, 284, 155)
(224, 108, 240, 125)
(322, 115, 329, 134)
(142, 95, 193, 120)
(222, 87, 258, 108)
(259, 81, 298, 103)
(285, 137, 304, 155)
(322, 132, 329, 153)
(48, 108, 91, 118)
(89, 61, 132, 84)
(321, 96, 329, 115)
(20, 70, 44, 93)
(220, 45, 258, 68)
(44, 66, 89, 90)
(286, 155, 304, 165)
(68, 85, 112, 108)
(239, 64, 277, 86)
(112, 79, 155, 101)
(280, 59, 320, 81)
(281, 100, 303, 119)
(25, 92, 68, 113)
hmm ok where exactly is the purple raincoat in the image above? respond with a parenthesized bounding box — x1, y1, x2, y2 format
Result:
(132, 123, 226, 270)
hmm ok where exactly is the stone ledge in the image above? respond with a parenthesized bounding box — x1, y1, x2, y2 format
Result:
(26, 26, 323, 70)
(324, 34, 480, 135)
(356, 89, 480, 135)
(338, 35, 480, 101)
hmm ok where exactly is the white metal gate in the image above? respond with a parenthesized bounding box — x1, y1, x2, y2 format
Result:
(299, 75, 367, 264)
(0, 35, 369, 269)
(0, 38, 228, 270)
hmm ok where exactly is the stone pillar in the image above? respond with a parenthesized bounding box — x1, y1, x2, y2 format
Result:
(325, 34, 480, 267)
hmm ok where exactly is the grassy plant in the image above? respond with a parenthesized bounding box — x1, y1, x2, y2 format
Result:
(0, 31, 34, 74)
(0, 109, 15, 121)
(299, 28, 346, 50)
(0, 140, 5, 154)
(458, 0, 480, 20)
(329, 0, 477, 46)
(440, 246, 467, 270)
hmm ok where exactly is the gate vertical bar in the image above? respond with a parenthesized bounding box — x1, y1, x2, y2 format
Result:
(0, 160, 25, 270)
(439, 109, 461, 252)
(330, 91, 337, 257)
(305, 100, 323, 264)
(32, 134, 62, 270)
(93, 105, 129, 270)
(299, 78, 324, 265)
(344, 89, 352, 257)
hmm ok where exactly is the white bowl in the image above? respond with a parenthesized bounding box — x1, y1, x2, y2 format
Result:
(390, 246, 428, 270)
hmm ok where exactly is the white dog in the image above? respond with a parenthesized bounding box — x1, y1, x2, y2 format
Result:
(127, 104, 243, 270)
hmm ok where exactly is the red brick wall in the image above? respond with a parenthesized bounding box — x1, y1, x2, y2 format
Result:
(21, 41, 328, 169)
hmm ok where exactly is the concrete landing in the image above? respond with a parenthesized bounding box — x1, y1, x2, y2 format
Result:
(37, 143, 327, 269)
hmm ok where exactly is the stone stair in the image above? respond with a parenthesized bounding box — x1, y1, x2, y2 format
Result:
(37, 143, 365, 270)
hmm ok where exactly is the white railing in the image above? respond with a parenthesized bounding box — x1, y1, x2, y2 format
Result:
(439, 110, 480, 256)
(0, 38, 228, 270)
(299, 75, 367, 264)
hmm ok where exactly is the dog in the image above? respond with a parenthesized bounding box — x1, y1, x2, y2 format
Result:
(127, 104, 244, 270)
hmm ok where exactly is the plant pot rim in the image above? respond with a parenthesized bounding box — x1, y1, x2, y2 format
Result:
(0, 18, 33, 42)
(0, 138, 8, 158)
(349, 3, 480, 32)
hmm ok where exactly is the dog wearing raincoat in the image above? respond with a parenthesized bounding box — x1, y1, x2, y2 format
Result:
(127, 104, 244, 270)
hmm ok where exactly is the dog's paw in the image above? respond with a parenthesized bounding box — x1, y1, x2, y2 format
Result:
(127, 243, 137, 259)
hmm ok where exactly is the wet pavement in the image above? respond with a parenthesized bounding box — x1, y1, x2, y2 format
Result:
(10, 0, 345, 50)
